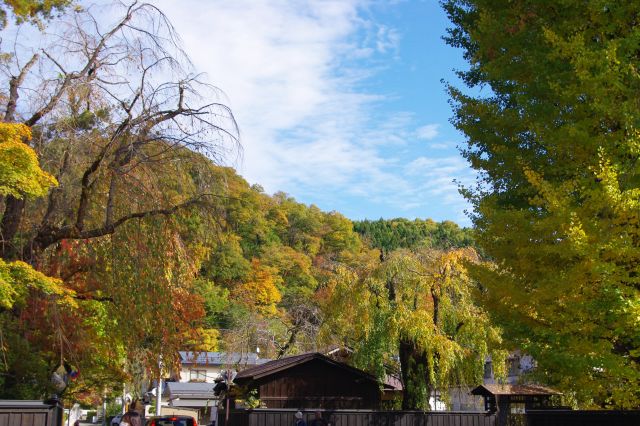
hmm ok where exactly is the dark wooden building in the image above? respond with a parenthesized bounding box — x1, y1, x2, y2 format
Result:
(0, 399, 63, 426)
(232, 352, 382, 409)
(471, 384, 560, 426)
(471, 383, 559, 412)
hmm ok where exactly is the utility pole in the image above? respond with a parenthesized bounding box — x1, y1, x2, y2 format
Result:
(122, 384, 127, 414)
(156, 357, 163, 416)
(102, 394, 107, 426)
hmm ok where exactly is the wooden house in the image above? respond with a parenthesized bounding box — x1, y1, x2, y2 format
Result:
(471, 383, 560, 426)
(232, 352, 382, 409)
(471, 383, 560, 412)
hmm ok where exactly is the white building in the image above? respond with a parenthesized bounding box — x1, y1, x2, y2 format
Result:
(163, 351, 268, 424)
(172, 351, 264, 383)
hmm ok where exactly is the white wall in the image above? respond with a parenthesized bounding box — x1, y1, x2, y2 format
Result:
(448, 387, 484, 411)
(178, 365, 223, 383)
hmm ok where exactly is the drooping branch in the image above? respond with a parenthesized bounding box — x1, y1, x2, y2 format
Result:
(1, 3, 169, 256)
(25, 2, 137, 127)
(105, 172, 118, 227)
(40, 150, 70, 228)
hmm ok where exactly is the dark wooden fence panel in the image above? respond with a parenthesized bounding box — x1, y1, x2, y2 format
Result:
(526, 410, 640, 426)
(220, 409, 496, 426)
(0, 400, 62, 426)
(222, 408, 640, 426)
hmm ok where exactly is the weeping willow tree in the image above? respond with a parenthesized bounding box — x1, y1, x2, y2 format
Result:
(325, 247, 505, 410)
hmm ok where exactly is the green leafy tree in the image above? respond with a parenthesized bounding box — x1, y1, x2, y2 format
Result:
(0, 122, 77, 397)
(443, 0, 640, 408)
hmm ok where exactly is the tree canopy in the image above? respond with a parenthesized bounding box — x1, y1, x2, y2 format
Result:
(323, 247, 505, 410)
(354, 218, 474, 252)
(443, 0, 640, 408)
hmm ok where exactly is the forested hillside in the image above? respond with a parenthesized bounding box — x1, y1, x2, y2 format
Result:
(1, 139, 374, 400)
(353, 218, 474, 251)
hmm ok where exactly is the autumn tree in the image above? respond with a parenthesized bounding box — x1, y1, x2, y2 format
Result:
(0, 122, 81, 397)
(324, 247, 504, 410)
(0, 1, 237, 398)
(0, 1, 237, 262)
(443, 0, 640, 407)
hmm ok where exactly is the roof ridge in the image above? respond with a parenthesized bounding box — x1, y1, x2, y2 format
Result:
(234, 352, 378, 384)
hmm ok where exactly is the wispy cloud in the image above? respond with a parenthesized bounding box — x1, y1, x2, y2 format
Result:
(404, 155, 476, 220)
(428, 142, 450, 150)
(375, 25, 401, 54)
(416, 124, 440, 140)
(149, 0, 472, 223)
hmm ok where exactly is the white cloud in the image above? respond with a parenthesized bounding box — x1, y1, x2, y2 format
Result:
(416, 123, 440, 140)
(150, 0, 382, 185)
(376, 25, 401, 54)
(405, 156, 476, 205)
(145, 0, 472, 222)
(428, 142, 450, 150)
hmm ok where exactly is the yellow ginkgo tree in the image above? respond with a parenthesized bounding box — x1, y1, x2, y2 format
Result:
(443, 0, 640, 407)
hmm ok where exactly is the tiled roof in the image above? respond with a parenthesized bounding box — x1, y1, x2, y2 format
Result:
(383, 374, 403, 391)
(178, 351, 265, 366)
(471, 384, 560, 397)
(235, 353, 311, 379)
(234, 352, 378, 384)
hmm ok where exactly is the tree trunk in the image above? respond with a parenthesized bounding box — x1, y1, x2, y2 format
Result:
(0, 196, 25, 259)
(399, 338, 431, 410)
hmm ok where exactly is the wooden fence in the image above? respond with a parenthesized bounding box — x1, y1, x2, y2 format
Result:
(219, 408, 640, 426)
(0, 399, 63, 426)
(525, 409, 640, 426)
(218, 408, 497, 426)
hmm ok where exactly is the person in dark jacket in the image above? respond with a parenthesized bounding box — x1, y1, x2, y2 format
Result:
(309, 411, 328, 426)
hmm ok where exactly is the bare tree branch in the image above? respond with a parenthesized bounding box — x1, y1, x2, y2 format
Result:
(35, 194, 219, 252)
(5, 53, 38, 121)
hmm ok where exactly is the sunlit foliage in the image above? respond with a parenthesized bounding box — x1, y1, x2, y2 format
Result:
(443, 0, 640, 408)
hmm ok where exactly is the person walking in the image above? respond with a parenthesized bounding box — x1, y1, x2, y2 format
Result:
(294, 411, 307, 426)
(120, 411, 141, 426)
(310, 411, 328, 426)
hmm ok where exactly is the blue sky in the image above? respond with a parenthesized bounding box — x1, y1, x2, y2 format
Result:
(151, 0, 475, 225)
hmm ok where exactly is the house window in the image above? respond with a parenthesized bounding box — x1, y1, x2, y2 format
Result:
(189, 369, 207, 382)
(484, 361, 493, 379)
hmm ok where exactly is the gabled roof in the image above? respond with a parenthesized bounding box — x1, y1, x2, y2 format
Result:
(471, 384, 560, 397)
(234, 352, 378, 384)
(179, 351, 265, 366)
